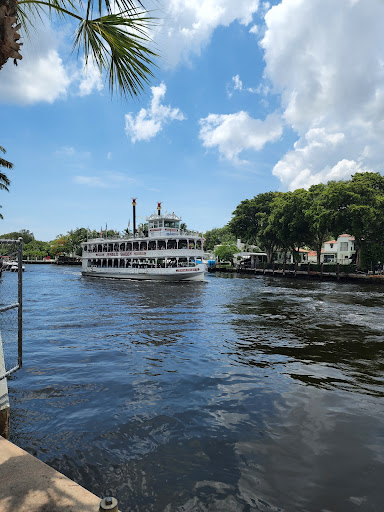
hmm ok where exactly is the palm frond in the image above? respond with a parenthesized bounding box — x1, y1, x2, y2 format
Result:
(0, 172, 10, 191)
(74, 12, 158, 97)
(17, 1, 158, 98)
(0, 146, 13, 171)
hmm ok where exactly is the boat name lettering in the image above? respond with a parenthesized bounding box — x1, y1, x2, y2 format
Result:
(175, 268, 200, 272)
(93, 251, 147, 257)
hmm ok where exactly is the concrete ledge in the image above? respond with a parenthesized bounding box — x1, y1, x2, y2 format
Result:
(0, 437, 101, 512)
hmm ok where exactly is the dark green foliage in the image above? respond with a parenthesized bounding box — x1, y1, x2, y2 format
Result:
(360, 241, 384, 273)
(203, 226, 236, 251)
(214, 243, 238, 263)
(0, 229, 34, 244)
(228, 172, 384, 270)
(229, 192, 280, 262)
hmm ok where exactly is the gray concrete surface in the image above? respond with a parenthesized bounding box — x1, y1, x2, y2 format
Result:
(0, 436, 101, 512)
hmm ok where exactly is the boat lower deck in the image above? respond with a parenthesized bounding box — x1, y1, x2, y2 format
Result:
(82, 264, 206, 281)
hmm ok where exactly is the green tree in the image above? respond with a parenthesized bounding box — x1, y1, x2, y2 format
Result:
(343, 172, 384, 269)
(137, 222, 148, 237)
(1, 0, 157, 98)
(360, 241, 384, 273)
(0, 229, 34, 243)
(204, 226, 236, 251)
(229, 192, 282, 263)
(270, 189, 311, 262)
(67, 227, 89, 256)
(0, 145, 12, 219)
(305, 183, 334, 265)
(24, 239, 51, 258)
(51, 235, 71, 256)
(214, 243, 238, 264)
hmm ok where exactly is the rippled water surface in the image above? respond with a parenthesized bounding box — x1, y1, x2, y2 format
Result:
(6, 265, 384, 511)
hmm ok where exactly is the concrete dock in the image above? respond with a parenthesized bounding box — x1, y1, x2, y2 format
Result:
(0, 436, 101, 512)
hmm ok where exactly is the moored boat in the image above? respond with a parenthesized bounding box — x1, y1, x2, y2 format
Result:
(2, 260, 25, 272)
(81, 201, 206, 281)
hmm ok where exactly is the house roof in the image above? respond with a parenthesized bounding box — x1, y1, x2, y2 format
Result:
(338, 234, 355, 240)
(325, 240, 338, 244)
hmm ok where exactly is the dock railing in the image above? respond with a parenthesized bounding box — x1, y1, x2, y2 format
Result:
(0, 238, 23, 381)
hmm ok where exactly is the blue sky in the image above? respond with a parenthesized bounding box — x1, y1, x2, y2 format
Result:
(1, 0, 383, 241)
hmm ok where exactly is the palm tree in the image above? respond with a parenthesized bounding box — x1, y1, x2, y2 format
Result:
(0, 145, 12, 219)
(0, 0, 157, 98)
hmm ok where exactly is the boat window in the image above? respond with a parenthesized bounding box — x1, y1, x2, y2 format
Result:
(179, 239, 187, 249)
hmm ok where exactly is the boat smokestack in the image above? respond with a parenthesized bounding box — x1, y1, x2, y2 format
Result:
(132, 198, 137, 235)
(157, 202, 162, 216)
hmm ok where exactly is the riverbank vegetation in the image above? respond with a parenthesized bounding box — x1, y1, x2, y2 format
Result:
(0, 227, 120, 259)
(207, 173, 384, 271)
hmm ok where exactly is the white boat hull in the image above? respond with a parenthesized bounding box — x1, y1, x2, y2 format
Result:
(82, 263, 206, 281)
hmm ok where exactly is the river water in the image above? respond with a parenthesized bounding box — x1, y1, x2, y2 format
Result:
(5, 265, 384, 511)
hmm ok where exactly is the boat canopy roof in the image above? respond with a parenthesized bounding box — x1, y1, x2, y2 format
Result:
(146, 211, 181, 222)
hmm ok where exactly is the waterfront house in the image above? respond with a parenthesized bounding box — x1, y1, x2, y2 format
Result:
(308, 234, 356, 264)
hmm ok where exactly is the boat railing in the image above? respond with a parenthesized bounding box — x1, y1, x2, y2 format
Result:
(87, 230, 202, 242)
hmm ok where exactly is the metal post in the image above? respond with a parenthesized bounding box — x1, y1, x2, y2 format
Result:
(99, 497, 118, 511)
(132, 198, 136, 236)
(17, 238, 23, 369)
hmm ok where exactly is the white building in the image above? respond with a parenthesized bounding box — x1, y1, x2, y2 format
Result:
(274, 248, 310, 264)
(308, 234, 356, 264)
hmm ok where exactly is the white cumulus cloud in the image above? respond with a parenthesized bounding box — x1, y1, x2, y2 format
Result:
(78, 59, 104, 96)
(228, 74, 259, 97)
(0, 48, 70, 104)
(157, 0, 260, 67)
(125, 82, 185, 142)
(0, 17, 105, 104)
(199, 111, 282, 163)
(260, 0, 384, 189)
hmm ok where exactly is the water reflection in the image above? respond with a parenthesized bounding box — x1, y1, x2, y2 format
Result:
(224, 275, 384, 396)
(7, 267, 384, 511)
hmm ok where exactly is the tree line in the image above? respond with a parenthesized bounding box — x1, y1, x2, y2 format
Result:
(2, 172, 384, 270)
(0, 228, 120, 259)
(204, 172, 384, 271)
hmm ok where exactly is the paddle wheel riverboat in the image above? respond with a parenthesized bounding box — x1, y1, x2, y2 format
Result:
(81, 201, 206, 281)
